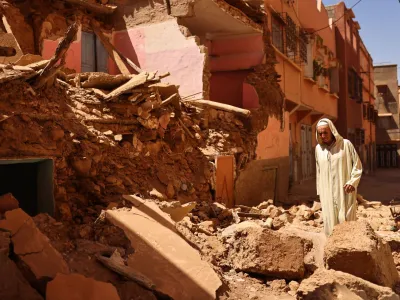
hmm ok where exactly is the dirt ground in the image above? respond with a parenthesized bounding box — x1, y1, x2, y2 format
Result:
(289, 169, 400, 205)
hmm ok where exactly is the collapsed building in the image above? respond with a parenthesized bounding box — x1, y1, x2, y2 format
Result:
(0, 0, 287, 206)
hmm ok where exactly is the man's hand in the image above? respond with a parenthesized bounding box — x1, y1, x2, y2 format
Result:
(344, 184, 355, 194)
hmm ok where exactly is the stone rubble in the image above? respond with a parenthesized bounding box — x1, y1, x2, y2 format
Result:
(324, 220, 399, 288)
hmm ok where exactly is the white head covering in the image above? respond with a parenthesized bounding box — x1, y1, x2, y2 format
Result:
(316, 118, 343, 146)
(316, 120, 329, 127)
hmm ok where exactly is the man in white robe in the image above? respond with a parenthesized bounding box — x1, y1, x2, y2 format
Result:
(315, 118, 363, 236)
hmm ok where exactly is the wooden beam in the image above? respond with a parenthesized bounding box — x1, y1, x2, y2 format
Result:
(186, 99, 251, 117)
(33, 22, 79, 89)
(103, 72, 148, 102)
(96, 250, 156, 291)
(63, 0, 117, 14)
(91, 19, 131, 76)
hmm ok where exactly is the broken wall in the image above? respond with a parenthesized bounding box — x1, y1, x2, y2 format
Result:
(111, 19, 207, 99)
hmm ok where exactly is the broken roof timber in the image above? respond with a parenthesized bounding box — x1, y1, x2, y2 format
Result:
(62, 0, 117, 14)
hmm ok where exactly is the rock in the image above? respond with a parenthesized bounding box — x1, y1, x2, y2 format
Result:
(107, 195, 222, 300)
(46, 273, 120, 300)
(249, 207, 261, 214)
(198, 220, 215, 233)
(262, 217, 273, 229)
(281, 227, 326, 272)
(106, 202, 118, 210)
(303, 210, 313, 220)
(225, 226, 305, 279)
(257, 200, 274, 210)
(71, 157, 92, 177)
(159, 201, 196, 222)
(58, 203, 72, 220)
(0, 254, 43, 300)
(311, 201, 322, 212)
(0, 231, 10, 256)
(288, 205, 299, 216)
(297, 269, 400, 300)
(0, 193, 19, 214)
(288, 280, 299, 292)
(0, 209, 69, 294)
(166, 183, 175, 198)
(324, 220, 399, 288)
(50, 128, 64, 141)
(149, 188, 166, 200)
(221, 221, 262, 238)
(272, 217, 285, 230)
(212, 202, 232, 220)
(269, 206, 283, 218)
(268, 279, 287, 292)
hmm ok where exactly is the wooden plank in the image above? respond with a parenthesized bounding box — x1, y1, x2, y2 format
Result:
(187, 99, 251, 117)
(33, 22, 79, 89)
(62, 0, 117, 14)
(91, 19, 131, 76)
(96, 250, 156, 291)
(103, 72, 148, 102)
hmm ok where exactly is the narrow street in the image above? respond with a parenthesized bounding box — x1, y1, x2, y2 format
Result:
(290, 169, 400, 205)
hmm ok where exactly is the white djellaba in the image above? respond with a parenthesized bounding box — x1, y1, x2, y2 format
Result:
(315, 118, 363, 236)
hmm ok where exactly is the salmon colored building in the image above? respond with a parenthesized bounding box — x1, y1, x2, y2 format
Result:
(360, 40, 377, 174)
(261, 0, 339, 196)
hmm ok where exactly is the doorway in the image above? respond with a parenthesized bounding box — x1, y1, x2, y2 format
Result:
(81, 31, 108, 73)
(0, 159, 54, 216)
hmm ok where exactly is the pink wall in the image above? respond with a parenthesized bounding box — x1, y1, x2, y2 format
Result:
(42, 31, 82, 73)
(243, 83, 259, 109)
(210, 70, 250, 107)
(208, 35, 263, 108)
(256, 112, 290, 160)
(111, 19, 205, 99)
(207, 35, 264, 72)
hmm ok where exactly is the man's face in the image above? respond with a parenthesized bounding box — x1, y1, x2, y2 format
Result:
(317, 125, 333, 145)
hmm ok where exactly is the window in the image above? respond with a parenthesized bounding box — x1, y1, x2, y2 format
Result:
(348, 69, 362, 101)
(368, 105, 374, 121)
(285, 15, 297, 60)
(299, 30, 308, 63)
(363, 104, 368, 119)
(272, 15, 284, 53)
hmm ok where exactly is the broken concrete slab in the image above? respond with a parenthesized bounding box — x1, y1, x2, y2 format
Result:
(223, 226, 305, 279)
(0, 193, 19, 214)
(0, 208, 30, 234)
(46, 273, 120, 300)
(297, 269, 400, 300)
(324, 220, 399, 288)
(0, 254, 44, 300)
(0, 209, 69, 293)
(106, 195, 222, 300)
(281, 226, 326, 272)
